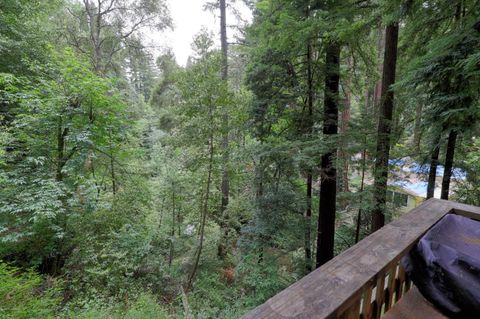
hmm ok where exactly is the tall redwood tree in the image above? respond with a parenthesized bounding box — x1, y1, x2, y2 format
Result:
(316, 42, 340, 267)
(371, 23, 399, 232)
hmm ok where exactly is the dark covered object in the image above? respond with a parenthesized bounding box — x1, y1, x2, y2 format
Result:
(402, 214, 480, 318)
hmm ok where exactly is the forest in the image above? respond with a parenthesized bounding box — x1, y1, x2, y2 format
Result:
(1, 0, 479, 318)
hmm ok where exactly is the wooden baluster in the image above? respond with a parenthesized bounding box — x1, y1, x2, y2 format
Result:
(395, 264, 407, 302)
(373, 274, 385, 319)
(384, 265, 397, 311)
(340, 298, 361, 319)
(361, 285, 374, 319)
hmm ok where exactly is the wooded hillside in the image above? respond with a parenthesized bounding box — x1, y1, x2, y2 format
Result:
(1, 0, 479, 318)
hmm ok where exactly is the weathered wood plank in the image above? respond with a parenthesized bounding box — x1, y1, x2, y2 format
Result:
(241, 199, 480, 318)
(382, 287, 447, 319)
(241, 199, 454, 319)
(449, 200, 480, 220)
(373, 275, 385, 319)
(361, 285, 373, 319)
(384, 266, 397, 312)
(339, 298, 360, 319)
(394, 265, 406, 303)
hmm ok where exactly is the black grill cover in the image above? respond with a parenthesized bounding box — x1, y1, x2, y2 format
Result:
(402, 214, 480, 318)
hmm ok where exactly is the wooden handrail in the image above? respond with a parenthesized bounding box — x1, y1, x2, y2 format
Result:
(242, 199, 480, 319)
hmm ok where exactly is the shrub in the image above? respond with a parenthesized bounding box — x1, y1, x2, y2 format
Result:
(62, 293, 171, 319)
(0, 262, 59, 319)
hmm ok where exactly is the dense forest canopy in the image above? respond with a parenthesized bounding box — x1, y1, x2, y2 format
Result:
(0, 0, 479, 318)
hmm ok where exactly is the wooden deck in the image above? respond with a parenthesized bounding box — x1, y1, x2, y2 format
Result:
(382, 287, 447, 319)
(241, 198, 480, 319)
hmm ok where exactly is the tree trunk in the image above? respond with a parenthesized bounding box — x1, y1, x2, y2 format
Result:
(413, 104, 423, 150)
(255, 157, 264, 198)
(168, 185, 175, 268)
(339, 58, 352, 194)
(365, 89, 373, 114)
(355, 144, 367, 244)
(441, 130, 457, 200)
(220, 0, 229, 206)
(355, 88, 371, 244)
(177, 199, 182, 236)
(186, 134, 214, 291)
(373, 27, 385, 117)
(0, 100, 12, 126)
(371, 23, 399, 233)
(339, 108, 350, 193)
(438, 3, 461, 200)
(220, 0, 228, 81)
(111, 154, 116, 195)
(56, 119, 66, 182)
(305, 173, 313, 272)
(304, 27, 314, 273)
(50, 116, 76, 276)
(218, 0, 230, 261)
(316, 42, 340, 268)
(158, 197, 166, 229)
(427, 134, 441, 199)
(109, 130, 117, 195)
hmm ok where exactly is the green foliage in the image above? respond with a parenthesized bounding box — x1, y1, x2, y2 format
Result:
(62, 293, 171, 319)
(0, 0, 60, 74)
(399, 20, 480, 132)
(2, 0, 480, 318)
(236, 252, 298, 310)
(0, 48, 133, 271)
(453, 137, 480, 206)
(0, 262, 59, 319)
(62, 0, 171, 74)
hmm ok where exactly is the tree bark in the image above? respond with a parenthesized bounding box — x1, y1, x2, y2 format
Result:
(373, 27, 385, 117)
(186, 133, 214, 292)
(56, 117, 76, 182)
(304, 22, 314, 273)
(109, 130, 117, 195)
(220, 0, 228, 81)
(413, 104, 423, 150)
(220, 0, 229, 210)
(218, 0, 230, 261)
(441, 130, 457, 200)
(355, 144, 367, 244)
(158, 197, 166, 229)
(339, 106, 350, 193)
(427, 134, 441, 199)
(355, 88, 371, 244)
(371, 23, 399, 233)
(255, 157, 264, 198)
(110, 155, 116, 195)
(339, 57, 352, 194)
(56, 119, 66, 182)
(0, 100, 12, 126)
(168, 185, 175, 268)
(316, 42, 340, 268)
(437, 3, 461, 200)
(305, 173, 313, 272)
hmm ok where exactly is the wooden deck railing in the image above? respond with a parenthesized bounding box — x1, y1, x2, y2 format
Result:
(242, 198, 480, 319)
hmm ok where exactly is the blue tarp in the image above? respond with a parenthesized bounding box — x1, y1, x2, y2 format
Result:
(387, 158, 467, 179)
(409, 163, 467, 179)
(402, 214, 480, 318)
